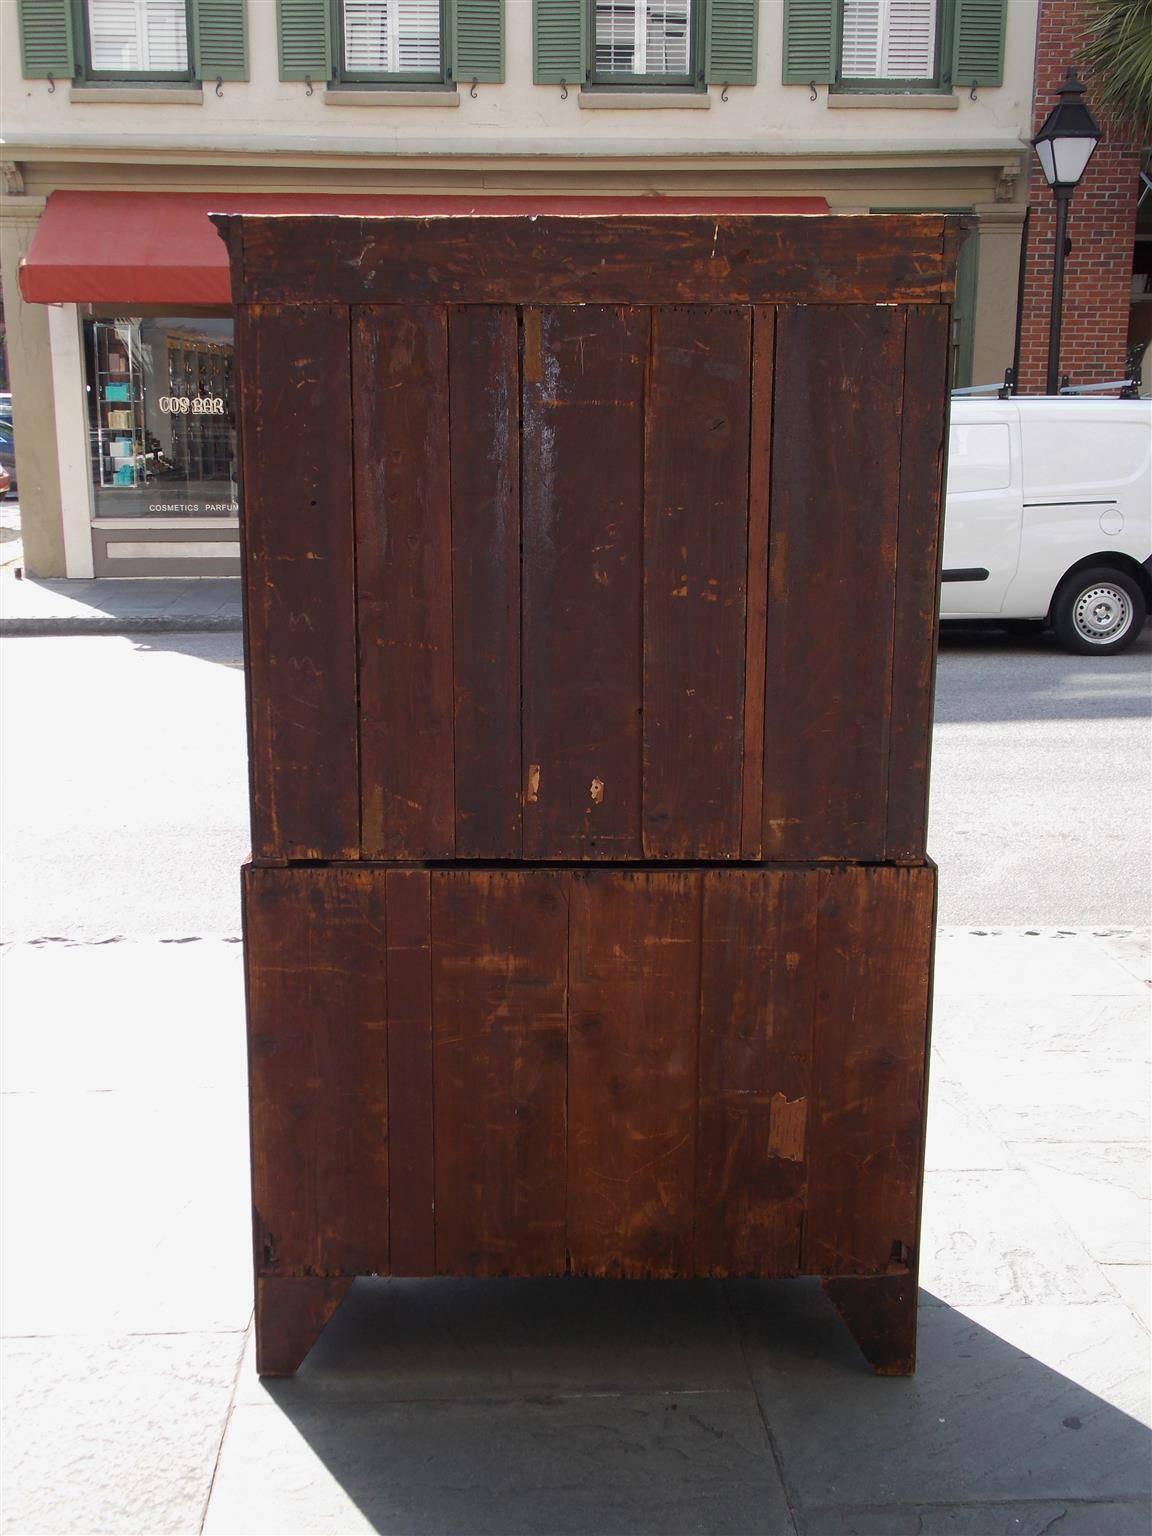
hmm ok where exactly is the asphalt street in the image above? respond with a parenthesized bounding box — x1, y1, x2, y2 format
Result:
(1, 624, 1149, 940)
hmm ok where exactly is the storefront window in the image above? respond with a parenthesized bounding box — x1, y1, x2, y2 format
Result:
(85, 316, 237, 519)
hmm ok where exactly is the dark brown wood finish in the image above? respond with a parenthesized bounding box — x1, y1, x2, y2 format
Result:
(762, 305, 907, 862)
(823, 1274, 919, 1376)
(449, 306, 523, 858)
(226, 215, 959, 307)
(886, 304, 952, 861)
(255, 1276, 353, 1377)
(642, 306, 751, 859)
(521, 306, 648, 859)
(432, 871, 568, 1275)
(355, 305, 455, 859)
(385, 869, 436, 1276)
(739, 306, 775, 861)
(567, 871, 701, 1277)
(696, 869, 817, 1276)
(804, 864, 935, 1277)
(245, 865, 389, 1279)
(235, 304, 358, 860)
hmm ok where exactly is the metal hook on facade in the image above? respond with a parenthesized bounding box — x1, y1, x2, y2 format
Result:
(47, 73, 55, 93)
(808, 80, 817, 101)
(470, 76, 478, 97)
(720, 82, 729, 101)
(305, 75, 314, 96)
(215, 75, 224, 96)
(560, 78, 568, 99)
(969, 80, 978, 100)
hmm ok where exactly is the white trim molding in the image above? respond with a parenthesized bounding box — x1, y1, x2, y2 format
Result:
(47, 304, 96, 579)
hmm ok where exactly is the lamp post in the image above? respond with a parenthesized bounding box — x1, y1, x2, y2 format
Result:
(1032, 70, 1102, 395)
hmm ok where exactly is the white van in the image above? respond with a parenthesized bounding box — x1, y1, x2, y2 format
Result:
(942, 397, 1151, 654)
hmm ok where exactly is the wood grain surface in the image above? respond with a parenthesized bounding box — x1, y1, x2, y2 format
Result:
(235, 304, 359, 860)
(521, 306, 648, 859)
(225, 214, 960, 307)
(642, 306, 751, 859)
(355, 305, 455, 859)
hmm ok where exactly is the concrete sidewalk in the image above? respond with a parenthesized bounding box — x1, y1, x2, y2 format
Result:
(1, 929, 1149, 1536)
(0, 570, 242, 635)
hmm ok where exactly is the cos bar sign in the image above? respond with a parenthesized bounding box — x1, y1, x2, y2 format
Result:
(158, 396, 226, 416)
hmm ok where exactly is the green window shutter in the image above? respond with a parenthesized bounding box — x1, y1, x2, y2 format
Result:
(706, 0, 757, 84)
(278, 0, 332, 79)
(17, 0, 74, 79)
(781, 0, 836, 83)
(453, 0, 504, 81)
(951, 0, 1005, 86)
(533, 0, 583, 83)
(192, 0, 249, 79)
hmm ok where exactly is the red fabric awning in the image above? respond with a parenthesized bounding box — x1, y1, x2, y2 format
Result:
(19, 190, 830, 306)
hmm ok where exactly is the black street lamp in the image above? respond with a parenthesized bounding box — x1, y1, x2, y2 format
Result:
(1032, 70, 1102, 394)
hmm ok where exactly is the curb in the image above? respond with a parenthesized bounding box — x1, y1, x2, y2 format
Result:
(0, 616, 244, 637)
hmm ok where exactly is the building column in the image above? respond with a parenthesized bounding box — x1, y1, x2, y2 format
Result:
(0, 189, 69, 578)
(47, 305, 95, 578)
(970, 205, 1028, 389)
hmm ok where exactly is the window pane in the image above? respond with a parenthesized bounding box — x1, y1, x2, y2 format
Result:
(841, 0, 935, 78)
(89, 0, 188, 71)
(345, 0, 441, 72)
(86, 317, 238, 520)
(594, 0, 691, 76)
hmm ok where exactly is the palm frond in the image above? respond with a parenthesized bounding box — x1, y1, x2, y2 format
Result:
(1079, 0, 1152, 142)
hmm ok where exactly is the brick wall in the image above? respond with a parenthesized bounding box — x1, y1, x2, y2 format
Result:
(1017, 0, 1140, 392)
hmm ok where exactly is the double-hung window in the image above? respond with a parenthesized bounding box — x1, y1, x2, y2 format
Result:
(780, 0, 1007, 92)
(591, 0, 696, 85)
(85, 0, 192, 76)
(341, 0, 444, 80)
(840, 0, 937, 83)
(16, 0, 247, 83)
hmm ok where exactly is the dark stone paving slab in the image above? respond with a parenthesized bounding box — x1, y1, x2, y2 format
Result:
(732, 1280, 1151, 1510)
(204, 1389, 796, 1536)
(793, 1499, 1151, 1534)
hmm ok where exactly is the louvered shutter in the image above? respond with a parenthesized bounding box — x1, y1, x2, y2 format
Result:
(278, 0, 332, 78)
(453, 0, 503, 80)
(842, 0, 934, 77)
(88, 0, 189, 70)
(705, 0, 756, 83)
(951, 0, 1005, 85)
(17, 0, 75, 77)
(192, 0, 248, 78)
(781, 0, 835, 83)
(533, 0, 583, 83)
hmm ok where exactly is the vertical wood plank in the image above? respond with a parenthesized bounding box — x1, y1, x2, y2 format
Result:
(762, 305, 906, 861)
(804, 864, 935, 1277)
(642, 306, 751, 858)
(521, 305, 648, 860)
(355, 305, 455, 859)
(244, 864, 388, 1278)
(886, 304, 951, 861)
(568, 871, 701, 1276)
(739, 307, 775, 860)
(236, 304, 358, 860)
(385, 868, 435, 1276)
(432, 870, 568, 1275)
(696, 869, 817, 1277)
(449, 306, 522, 858)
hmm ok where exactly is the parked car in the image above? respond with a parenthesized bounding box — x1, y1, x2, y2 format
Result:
(942, 397, 1151, 654)
(0, 423, 14, 496)
(0, 462, 9, 498)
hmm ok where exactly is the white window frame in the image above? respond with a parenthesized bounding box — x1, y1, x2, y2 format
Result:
(341, 0, 445, 80)
(590, 0, 696, 85)
(839, 0, 939, 83)
(85, 0, 192, 78)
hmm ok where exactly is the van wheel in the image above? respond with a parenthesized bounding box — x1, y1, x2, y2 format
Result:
(1052, 567, 1145, 655)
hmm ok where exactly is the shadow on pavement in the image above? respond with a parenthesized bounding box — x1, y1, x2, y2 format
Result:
(209, 1277, 1152, 1536)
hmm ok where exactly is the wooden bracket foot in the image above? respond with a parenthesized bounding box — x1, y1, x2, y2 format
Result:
(822, 1274, 918, 1376)
(255, 1276, 353, 1377)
